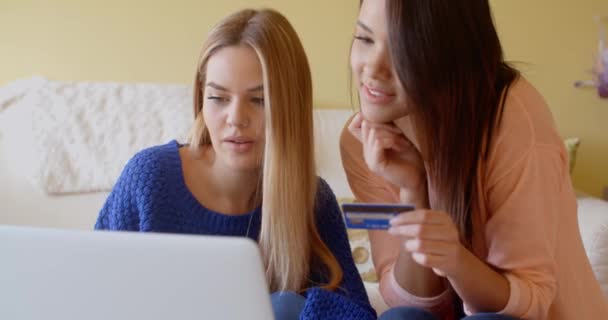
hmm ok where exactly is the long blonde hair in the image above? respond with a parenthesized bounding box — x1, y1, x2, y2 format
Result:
(189, 9, 343, 293)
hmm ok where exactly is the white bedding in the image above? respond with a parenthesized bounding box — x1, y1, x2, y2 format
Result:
(0, 77, 45, 113)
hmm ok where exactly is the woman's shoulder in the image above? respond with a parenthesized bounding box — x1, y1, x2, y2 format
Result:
(339, 114, 374, 180)
(499, 77, 562, 145)
(315, 177, 338, 206)
(339, 114, 362, 159)
(491, 78, 564, 157)
(129, 140, 179, 165)
(119, 140, 180, 186)
(314, 177, 345, 221)
(485, 78, 567, 184)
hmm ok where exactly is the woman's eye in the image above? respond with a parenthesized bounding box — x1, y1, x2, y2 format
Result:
(354, 35, 373, 45)
(207, 96, 228, 104)
(251, 97, 265, 106)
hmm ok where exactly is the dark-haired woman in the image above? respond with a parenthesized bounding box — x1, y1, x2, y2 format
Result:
(340, 1, 608, 319)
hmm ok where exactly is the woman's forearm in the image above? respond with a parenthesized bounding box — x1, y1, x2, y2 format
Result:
(448, 247, 510, 313)
(393, 248, 447, 297)
(399, 186, 510, 311)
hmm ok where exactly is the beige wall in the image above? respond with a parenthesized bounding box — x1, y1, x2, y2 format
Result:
(1, 0, 607, 196)
(0, 0, 359, 108)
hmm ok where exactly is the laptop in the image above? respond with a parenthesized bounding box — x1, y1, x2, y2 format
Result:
(0, 225, 274, 320)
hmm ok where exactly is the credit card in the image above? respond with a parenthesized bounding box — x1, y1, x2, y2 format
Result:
(342, 203, 415, 230)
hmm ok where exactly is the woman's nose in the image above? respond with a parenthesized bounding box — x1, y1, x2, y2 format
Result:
(365, 44, 392, 81)
(226, 100, 250, 128)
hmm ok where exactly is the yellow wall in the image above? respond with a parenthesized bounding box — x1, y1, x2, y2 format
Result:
(0, 0, 359, 108)
(1, 0, 607, 196)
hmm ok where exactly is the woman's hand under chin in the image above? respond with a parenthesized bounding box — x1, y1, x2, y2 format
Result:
(348, 112, 427, 204)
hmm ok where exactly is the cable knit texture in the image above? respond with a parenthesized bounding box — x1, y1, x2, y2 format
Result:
(95, 140, 376, 320)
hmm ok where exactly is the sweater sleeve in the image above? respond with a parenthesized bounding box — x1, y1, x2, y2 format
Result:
(94, 151, 151, 231)
(478, 144, 565, 319)
(340, 123, 455, 319)
(299, 178, 376, 320)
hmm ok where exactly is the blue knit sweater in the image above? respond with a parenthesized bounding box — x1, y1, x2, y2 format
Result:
(95, 140, 377, 320)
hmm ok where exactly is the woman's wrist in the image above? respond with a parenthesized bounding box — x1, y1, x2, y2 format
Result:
(445, 242, 472, 279)
(445, 244, 511, 313)
(393, 247, 447, 298)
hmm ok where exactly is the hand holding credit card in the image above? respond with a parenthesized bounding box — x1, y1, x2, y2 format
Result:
(342, 203, 415, 230)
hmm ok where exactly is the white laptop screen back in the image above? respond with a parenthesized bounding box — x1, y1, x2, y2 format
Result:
(0, 226, 274, 320)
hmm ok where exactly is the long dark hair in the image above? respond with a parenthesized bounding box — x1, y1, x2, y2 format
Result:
(384, 0, 519, 245)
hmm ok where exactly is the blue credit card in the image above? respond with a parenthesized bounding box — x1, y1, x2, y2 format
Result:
(342, 203, 415, 230)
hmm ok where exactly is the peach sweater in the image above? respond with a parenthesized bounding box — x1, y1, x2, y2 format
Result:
(340, 78, 608, 319)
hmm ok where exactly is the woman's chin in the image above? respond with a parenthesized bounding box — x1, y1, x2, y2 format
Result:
(360, 105, 409, 124)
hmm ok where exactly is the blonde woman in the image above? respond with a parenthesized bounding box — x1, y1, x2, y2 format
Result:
(95, 8, 375, 320)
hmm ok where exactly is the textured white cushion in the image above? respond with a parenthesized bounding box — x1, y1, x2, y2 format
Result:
(577, 196, 608, 296)
(0, 77, 192, 194)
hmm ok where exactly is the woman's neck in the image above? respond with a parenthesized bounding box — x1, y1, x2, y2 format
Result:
(208, 162, 260, 213)
(183, 146, 261, 215)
